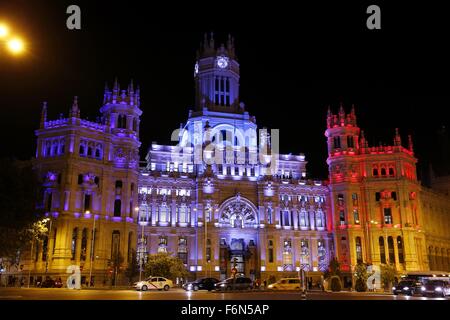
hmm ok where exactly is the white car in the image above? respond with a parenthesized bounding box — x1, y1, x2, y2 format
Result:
(134, 277, 173, 291)
(267, 278, 302, 290)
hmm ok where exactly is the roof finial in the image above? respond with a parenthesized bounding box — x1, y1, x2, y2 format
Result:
(394, 128, 402, 146)
(408, 134, 414, 152)
(40, 101, 47, 128)
(70, 96, 80, 118)
(113, 77, 119, 93)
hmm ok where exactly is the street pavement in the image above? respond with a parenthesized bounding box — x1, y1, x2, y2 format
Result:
(0, 287, 448, 300)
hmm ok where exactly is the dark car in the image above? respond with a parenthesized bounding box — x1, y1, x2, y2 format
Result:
(421, 280, 450, 297)
(392, 280, 422, 296)
(215, 277, 253, 291)
(39, 278, 63, 288)
(183, 278, 219, 291)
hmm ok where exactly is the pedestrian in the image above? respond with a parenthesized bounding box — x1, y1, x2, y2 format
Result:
(263, 279, 267, 290)
(372, 278, 376, 292)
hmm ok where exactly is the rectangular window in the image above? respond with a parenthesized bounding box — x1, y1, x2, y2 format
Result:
(375, 192, 381, 201)
(347, 136, 354, 148)
(334, 136, 341, 149)
(383, 208, 392, 224)
(84, 194, 91, 212)
(339, 210, 345, 225)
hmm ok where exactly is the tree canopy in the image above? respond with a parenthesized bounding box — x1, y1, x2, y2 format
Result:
(144, 252, 188, 281)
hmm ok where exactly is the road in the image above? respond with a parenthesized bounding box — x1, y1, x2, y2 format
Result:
(0, 288, 448, 300)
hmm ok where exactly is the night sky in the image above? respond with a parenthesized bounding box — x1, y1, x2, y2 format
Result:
(1, 1, 449, 180)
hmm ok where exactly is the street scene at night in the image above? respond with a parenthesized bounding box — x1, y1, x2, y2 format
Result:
(0, 2, 450, 319)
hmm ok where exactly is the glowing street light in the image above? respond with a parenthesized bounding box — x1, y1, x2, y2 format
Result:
(0, 24, 9, 38)
(6, 37, 25, 55)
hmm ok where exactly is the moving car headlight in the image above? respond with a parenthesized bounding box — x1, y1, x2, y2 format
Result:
(268, 284, 274, 289)
(403, 287, 409, 290)
(421, 286, 426, 291)
(435, 287, 443, 292)
(219, 283, 226, 287)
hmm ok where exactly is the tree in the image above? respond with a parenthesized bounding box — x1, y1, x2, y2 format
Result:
(124, 249, 140, 285)
(324, 257, 341, 279)
(0, 158, 44, 262)
(330, 276, 342, 292)
(354, 261, 373, 292)
(380, 263, 398, 291)
(144, 252, 188, 281)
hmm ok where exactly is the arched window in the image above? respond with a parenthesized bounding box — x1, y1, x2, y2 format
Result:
(355, 237, 363, 263)
(381, 168, 387, 176)
(379, 237, 386, 264)
(80, 228, 87, 261)
(115, 180, 123, 189)
(347, 135, 354, 148)
(388, 236, 395, 264)
(339, 210, 345, 225)
(397, 236, 404, 264)
(333, 136, 341, 149)
(373, 167, 379, 176)
(114, 199, 121, 217)
(79, 142, 85, 156)
(78, 174, 84, 185)
(71, 228, 78, 260)
(95, 144, 102, 159)
(388, 167, 395, 176)
(87, 145, 93, 157)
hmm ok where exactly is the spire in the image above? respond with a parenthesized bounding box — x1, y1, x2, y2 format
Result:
(394, 128, 402, 146)
(209, 32, 214, 49)
(40, 101, 47, 128)
(70, 96, 80, 118)
(113, 77, 120, 95)
(103, 82, 110, 104)
(203, 32, 208, 50)
(128, 79, 134, 94)
(338, 102, 345, 124)
(408, 134, 414, 152)
(360, 130, 367, 148)
(326, 105, 332, 128)
(350, 104, 357, 125)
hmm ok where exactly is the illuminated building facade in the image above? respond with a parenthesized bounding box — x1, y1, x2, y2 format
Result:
(4, 34, 449, 286)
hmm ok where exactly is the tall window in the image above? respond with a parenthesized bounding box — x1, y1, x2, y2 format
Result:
(373, 167, 379, 176)
(334, 136, 341, 149)
(397, 236, 405, 264)
(300, 239, 310, 270)
(315, 209, 325, 228)
(317, 239, 327, 270)
(283, 209, 291, 227)
(353, 209, 360, 224)
(80, 228, 87, 261)
(379, 237, 386, 264)
(268, 240, 274, 263)
(159, 204, 169, 223)
(178, 238, 188, 265)
(383, 208, 392, 224)
(42, 236, 48, 261)
(352, 193, 358, 206)
(387, 236, 395, 264)
(127, 232, 133, 263)
(381, 168, 386, 176)
(71, 228, 78, 260)
(282, 239, 293, 271)
(347, 136, 354, 148)
(158, 236, 168, 253)
(46, 192, 52, 212)
(299, 209, 308, 227)
(337, 194, 344, 206)
(206, 239, 212, 262)
(114, 199, 121, 217)
(84, 194, 91, 213)
(355, 237, 363, 262)
(375, 192, 381, 201)
(111, 231, 120, 262)
(339, 210, 345, 225)
(267, 207, 273, 224)
(178, 205, 189, 224)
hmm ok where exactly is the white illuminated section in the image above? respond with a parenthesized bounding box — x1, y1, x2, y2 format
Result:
(261, 266, 266, 272)
(313, 267, 318, 272)
(190, 266, 196, 272)
(296, 266, 301, 272)
(214, 266, 220, 272)
(197, 266, 202, 271)
(277, 266, 283, 272)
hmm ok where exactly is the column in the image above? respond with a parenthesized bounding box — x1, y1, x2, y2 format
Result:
(171, 200, 177, 227)
(309, 210, 315, 230)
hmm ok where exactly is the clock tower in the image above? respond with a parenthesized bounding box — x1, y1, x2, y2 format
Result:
(194, 33, 242, 113)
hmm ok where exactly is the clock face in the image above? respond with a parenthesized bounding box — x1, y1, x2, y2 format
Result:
(216, 56, 229, 69)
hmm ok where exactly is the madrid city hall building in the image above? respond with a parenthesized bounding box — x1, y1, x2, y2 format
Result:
(2, 35, 450, 287)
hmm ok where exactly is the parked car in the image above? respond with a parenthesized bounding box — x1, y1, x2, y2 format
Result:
(392, 279, 422, 296)
(39, 278, 63, 288)
(421, 280, 450, 297)
(267, 278, 302, 291)
(134, 277, 173, 291)
(215, 277, 253, 291)
(183, 278, 219, 291)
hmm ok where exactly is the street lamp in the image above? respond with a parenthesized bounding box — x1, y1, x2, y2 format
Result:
(137, 206, 145, 283)
(0, 22, 26, 55)
(87, 210, 95, 287)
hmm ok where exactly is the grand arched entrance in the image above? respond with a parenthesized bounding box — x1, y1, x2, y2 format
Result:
(217, 194, 259, 280)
